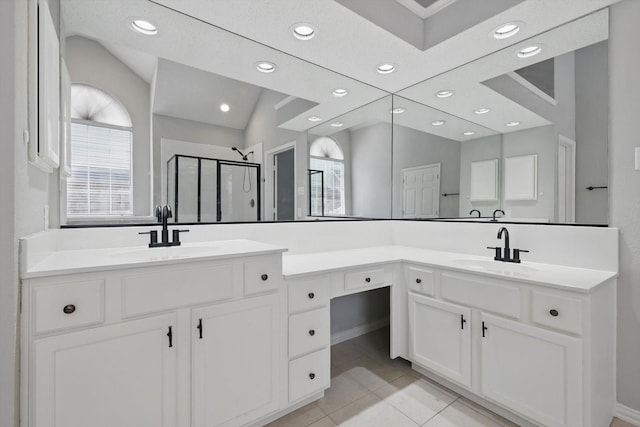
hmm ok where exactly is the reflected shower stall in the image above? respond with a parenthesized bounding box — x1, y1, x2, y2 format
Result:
(167, 154, 261, 222)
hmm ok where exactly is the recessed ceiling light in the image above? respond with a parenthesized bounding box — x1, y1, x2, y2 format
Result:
(436, 90, 454, 98)
(291, 23, 316, 40)
(517, 45, 542, 58)
(308, 116, 322, 122)
(506, 121, 521, 127)
(390, 107, 405, 114)
(220, 103, 230, 112)
(332, 88, 349, 97)
(463, 131, 476, 136)
(130, 19, 157, 35)
(377, 63, 396, 74)
(330, 122, 344, 127)
(474, 108, 490, 115)
(256, 61, 277, 73)
(431, 120, 446, 126)
(493, 22, 521, 39)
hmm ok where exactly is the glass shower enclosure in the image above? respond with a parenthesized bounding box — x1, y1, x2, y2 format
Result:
(167, 154, 261, 222)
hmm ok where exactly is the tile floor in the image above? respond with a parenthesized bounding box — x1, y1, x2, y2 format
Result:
(267, 327, 635, 427)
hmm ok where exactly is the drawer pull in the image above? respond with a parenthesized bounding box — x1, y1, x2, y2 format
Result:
(416, 278, 422, 284)
(365, 277, 371, 283)
(63, 304, 76, 314)
(309, 372, 316, 380)
(308, 329, 315, 336)
(261, 274, 269, 281)
(549, 309, 559, 317)
(308, 292, 315, 299)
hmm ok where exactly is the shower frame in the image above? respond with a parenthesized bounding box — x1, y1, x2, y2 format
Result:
(168, 154, 261, 223)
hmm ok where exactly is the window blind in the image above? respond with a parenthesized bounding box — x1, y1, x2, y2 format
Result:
(67, 122, 133, 216)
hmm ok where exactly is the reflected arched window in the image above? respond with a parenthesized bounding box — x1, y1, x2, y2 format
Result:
(67, 84, 133, 217)
(309, 137, 345, 216)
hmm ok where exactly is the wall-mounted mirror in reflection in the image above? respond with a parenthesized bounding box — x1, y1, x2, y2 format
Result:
(59, 0, 388, 225)
(306, 96, 393, 219)
(394, 9, 609, 224)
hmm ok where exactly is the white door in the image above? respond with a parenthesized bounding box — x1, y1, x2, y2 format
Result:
(402, 164, 440, 218)
(408, 292, 471, 387)
(192, 294, 280, 427)
(558, 136, 576, 223)
(480, 313, 582, 427)
(33, 314, 178, 427)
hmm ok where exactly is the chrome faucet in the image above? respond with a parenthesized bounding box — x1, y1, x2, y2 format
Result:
(487, 226, 529, 263)
(140, 204, 189, 248)
(469, 209, 481, 218)
(491, 209, 505, 222)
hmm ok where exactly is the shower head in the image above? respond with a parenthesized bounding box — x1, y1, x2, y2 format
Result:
(231, 147, 253, 161)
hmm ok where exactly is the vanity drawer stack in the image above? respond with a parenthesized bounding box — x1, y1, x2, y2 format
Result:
(286, 276, 331, 403)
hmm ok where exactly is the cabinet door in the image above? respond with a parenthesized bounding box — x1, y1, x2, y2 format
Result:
(192, 294, 280, 427)
(33, 314, 177, 427)
(480, 313, 582, 427)
(408, 292, 471, 387)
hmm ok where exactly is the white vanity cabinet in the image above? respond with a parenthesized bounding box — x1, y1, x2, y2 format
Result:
(406, 263, 615, 427)
(192, 294, 280, 427)
(22, 252, 285, 427)
(33, 313, 178, 427)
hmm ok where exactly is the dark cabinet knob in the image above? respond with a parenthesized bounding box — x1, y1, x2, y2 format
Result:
(308, 329, 315, 336)
(365, 277, 371, 283)
(261, 274, 268, 281)
(309, 373, 315, 380)
(63, 304, 76, 314)
(416, 278, 422, 284)
(549, 309, 559, 317)
(308, 292, 315, 299)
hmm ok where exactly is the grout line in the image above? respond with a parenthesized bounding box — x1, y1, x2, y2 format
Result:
(420, 397, 460, 426)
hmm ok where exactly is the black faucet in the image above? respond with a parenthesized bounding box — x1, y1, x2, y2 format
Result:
(469, 209, 481, 218)
(491, 209, 505, 221)
(487, 226, 529, 263)
(140, 204, 189, 248)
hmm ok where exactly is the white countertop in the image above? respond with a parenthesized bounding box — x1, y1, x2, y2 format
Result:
(282, 245, 617, 293)
(22, 239, 287, 279)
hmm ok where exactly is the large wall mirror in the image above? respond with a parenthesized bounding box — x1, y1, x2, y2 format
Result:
(394, 9, 609, 224)
(57, 0, 610, 226)
(58, 0, 388, 225)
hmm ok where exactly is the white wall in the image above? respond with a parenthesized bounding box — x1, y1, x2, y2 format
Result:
(1, 1, 18, 425)
(609, 0, 640, 414)
(65, 36, 151, 217)
(244, 90, 308, 218)
(392, 124, 461, 218)
(502, 125, 556, 220)
(575, 41, 609, 224)
(459, 135, 502, 217)
(351, 122, 392, 218)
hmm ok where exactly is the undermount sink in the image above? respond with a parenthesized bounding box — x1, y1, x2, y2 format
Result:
(111, 244, 220, 260)
(454, 259, 538, 275)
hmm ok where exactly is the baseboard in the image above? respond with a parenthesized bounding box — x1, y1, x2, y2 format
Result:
(616, 403, 640, 426)
(330, 317, 390, 345)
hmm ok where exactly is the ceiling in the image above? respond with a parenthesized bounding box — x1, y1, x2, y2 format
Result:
(62, 0, 620, 140)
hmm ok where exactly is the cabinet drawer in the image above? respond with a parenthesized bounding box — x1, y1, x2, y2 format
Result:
(33, 280, 104, 334)
(289, 307, 330, 359)
(441, 272, 521, 318)
(344, 266, 393, 291)
(123, 263, 234, 317)
(406, 265, 436, 296)
(531, 291, 583, 335)
(289, 348, 330, 403)
(244, 255, 282, 296)
(288, 277, 329, 314)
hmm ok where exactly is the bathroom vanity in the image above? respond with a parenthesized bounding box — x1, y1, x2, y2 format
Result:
(19, 221, 618, 427)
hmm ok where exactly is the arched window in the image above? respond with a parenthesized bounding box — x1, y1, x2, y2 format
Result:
(309, 137, 345, 216)
(67, 84, 133, 217)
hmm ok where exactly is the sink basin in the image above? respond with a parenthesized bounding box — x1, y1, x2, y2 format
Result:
(454, 259, 538, 275)
(111, 244, 220, 261)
